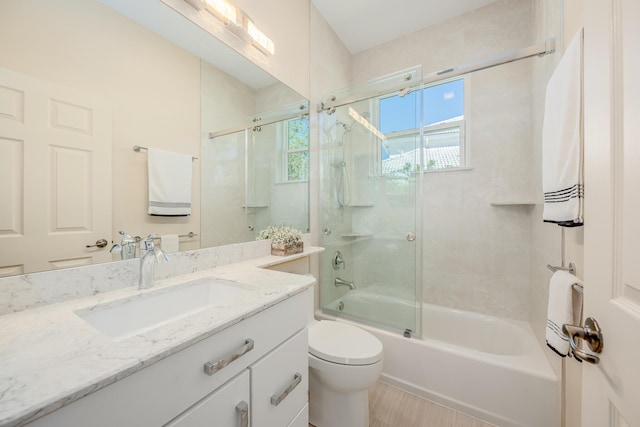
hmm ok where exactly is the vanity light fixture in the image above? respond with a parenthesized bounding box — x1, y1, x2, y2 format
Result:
(246, 20, 275, 56)
(183, 0, 206, 11)
(205, 0, 237, 24)
(183, 0, 275, 55)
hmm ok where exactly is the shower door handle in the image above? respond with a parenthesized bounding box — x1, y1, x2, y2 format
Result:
(562, 317, 603, 364)
(406, 232, 416, 242)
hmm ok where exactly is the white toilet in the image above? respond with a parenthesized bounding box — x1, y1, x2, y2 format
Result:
(308, 320, 384, 427)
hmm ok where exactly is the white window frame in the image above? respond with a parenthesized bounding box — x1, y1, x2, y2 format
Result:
(279, 118, 309, 183)
(422, 118, 466, 172)
(377, 75, 469, 175)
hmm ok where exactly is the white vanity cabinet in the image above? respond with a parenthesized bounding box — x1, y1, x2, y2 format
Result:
(165, 370, 250, 427)
(26, 288, 312, 427)
(250, 329, 308, 427)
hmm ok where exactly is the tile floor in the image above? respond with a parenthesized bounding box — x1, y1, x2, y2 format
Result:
(310, 381, 496, 427)
(368, 382, 496, 427)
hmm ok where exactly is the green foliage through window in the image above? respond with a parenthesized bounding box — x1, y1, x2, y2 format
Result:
(286, 118, 309, 181)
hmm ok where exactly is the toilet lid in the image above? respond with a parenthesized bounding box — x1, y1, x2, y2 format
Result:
(308, 321, 383, 366)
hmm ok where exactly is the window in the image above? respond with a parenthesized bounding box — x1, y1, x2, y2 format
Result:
(379, 78, 466, 174)
(284, 117, 309, 182)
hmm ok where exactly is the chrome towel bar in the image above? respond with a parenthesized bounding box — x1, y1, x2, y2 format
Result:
(133, 145, 198, 160)
(547, 263, 583, 294)
(133, 232, 198, 242)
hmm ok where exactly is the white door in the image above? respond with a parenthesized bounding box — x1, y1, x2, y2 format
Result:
(0, 67, 112, 276)
(582, 0, 640, 425)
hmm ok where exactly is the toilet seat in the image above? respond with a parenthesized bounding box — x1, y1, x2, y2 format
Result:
(308, 321, 383, 366)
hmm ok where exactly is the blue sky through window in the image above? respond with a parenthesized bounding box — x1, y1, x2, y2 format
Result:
(379, 91, 419, 134)
(379, 79, 464, 161)
(424, 79, 464, 125)
(379, 79, 464, 132)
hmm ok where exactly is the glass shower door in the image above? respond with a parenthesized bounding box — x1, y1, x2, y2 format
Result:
(202, 128, 249, 246)
(247, 106, 310, 239)
(320, 67, 422, 336)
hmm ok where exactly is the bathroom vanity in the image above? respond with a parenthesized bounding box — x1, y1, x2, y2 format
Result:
(0, 247, 321, 427)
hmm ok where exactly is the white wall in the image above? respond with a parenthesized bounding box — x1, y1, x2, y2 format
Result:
(0, 0, 202, 254)
(350, 0, 535, 319)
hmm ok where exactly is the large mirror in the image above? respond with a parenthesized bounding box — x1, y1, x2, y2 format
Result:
(0, 0, 309, 277)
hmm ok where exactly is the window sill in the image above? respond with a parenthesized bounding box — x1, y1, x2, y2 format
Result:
(274, 180, 309, 185)
(422, 166, 473, 174)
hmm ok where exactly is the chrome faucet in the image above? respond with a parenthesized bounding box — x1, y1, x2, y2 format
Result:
(110, 230, 137, 260)
(138, 234, 169, 289)
(335, 277, 355, 290)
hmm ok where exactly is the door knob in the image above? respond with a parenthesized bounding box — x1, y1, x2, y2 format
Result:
(562, 317, 603, 364)
(86, 239, 109, 248)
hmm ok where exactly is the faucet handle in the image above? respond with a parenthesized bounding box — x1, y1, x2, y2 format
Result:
(156, 249, 170, 262)
(118, 230, 135, 244)
(140, 234, 157, 251)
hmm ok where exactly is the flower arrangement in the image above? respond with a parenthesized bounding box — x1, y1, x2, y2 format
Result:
(257, 226, 303, 256)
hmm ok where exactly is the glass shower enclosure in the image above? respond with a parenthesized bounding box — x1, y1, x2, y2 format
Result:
(320, 67, 423, 336)
(202, 103, 309, 247)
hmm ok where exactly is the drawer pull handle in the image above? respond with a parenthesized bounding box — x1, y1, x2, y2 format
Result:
(236, 401, 249, 427)
(270, 373, 302, 406)
(204, 339, 254, 376)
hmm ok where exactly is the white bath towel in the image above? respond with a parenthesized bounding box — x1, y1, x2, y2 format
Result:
(542, 29, 584, 227)
(147, 148, 193, 216)
(546, 270, 583, 357)
(160, 234, 180, 253)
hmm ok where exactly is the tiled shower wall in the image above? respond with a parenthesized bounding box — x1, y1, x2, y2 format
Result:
(350, 0, 536, 320)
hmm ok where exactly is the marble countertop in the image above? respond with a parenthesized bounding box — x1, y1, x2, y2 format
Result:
(0, 248, 322, 427)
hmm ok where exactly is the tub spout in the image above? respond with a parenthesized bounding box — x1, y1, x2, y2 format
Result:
(335, 277, 355, 290)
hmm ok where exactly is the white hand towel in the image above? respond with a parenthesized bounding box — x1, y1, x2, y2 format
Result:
(546, 270, 583, 357)
(148, 148, 193, 216)
(160, 234, 180, 254)
(542, 29, 584, 227)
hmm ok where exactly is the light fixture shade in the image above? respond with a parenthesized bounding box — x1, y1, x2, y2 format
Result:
(247, 21, 275, 55)
(204, 0, 237, 24)
(183, 0, 206, 11)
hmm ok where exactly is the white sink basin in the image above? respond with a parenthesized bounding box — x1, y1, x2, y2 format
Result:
(76, 278, 252, 341)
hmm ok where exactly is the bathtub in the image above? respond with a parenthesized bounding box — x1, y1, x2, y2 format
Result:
(319, 289, 560, 427)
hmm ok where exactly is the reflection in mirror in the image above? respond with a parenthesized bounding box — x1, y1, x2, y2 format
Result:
(0, 0, 309, 278)
(202, 103, 310, 247)
(247, 106, 310, 238)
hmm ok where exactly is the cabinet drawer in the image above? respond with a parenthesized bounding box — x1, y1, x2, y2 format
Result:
(165, 370, 250, 427)
(250, 329, 308, 427)
(287, 403, 309, 427)
(27, 288, 311, 427)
